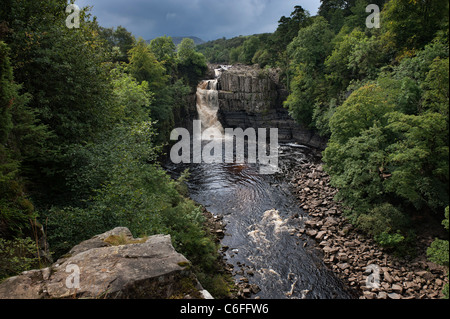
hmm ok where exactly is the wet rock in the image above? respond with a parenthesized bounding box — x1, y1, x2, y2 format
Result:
(392, 284, 403, 294)
(377, 291, 388, 299)
(288, 157, 449, 300)
(306, 229, 318, 237)
(242, 288, 252, 297)
(337, 263, 350, 270)
(388, 293, 402, 299)
(315, 231, 327, 241)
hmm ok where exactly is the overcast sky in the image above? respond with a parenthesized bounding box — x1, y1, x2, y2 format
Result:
(75, 0, 321, 41)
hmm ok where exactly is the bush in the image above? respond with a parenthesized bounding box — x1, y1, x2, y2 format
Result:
(375, 231, 405, 248)
(427, 206, 449, 298)
(356, 202, 415, 254)
(0, 237, 39, 280)
(356, 202, 409, 237)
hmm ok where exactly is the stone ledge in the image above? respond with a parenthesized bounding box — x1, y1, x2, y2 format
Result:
(0, 227, 212, 299)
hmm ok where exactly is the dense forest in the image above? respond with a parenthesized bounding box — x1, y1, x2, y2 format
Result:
(0, 0, 449, 298)
(0, 0, 235, 297)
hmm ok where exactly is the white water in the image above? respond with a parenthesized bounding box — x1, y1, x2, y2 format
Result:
(196, 65, 232, 138)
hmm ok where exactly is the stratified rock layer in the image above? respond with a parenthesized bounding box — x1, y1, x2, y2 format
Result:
(215, 64, 327, 149)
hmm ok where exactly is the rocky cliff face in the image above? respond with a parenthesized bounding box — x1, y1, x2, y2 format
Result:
(174, 64, 327, 149)
(0, 227, 213, 299)
(214, 65, 327, 149)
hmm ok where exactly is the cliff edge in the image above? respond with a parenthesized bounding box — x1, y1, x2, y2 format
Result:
(212, 64, 327, 149)
(0, 227, 213, 299)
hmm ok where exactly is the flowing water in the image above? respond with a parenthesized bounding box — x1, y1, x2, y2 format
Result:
(164, 67, 352, 299)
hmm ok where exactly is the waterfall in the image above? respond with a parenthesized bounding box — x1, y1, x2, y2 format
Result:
(196, 65, 231, 138)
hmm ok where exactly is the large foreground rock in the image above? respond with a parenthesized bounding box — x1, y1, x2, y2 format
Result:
(0, 227, 212, 299)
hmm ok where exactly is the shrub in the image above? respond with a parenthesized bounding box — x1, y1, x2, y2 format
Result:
(427, 206, 449, 298)
(0, 237, 39, 280)
(356, 202, 409, 237)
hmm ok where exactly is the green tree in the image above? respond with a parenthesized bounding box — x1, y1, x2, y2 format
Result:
(385, 111, 449, 211)
(149, 36, 177, 76)
(382, 0, 449, 50)
(177, 38, 207, 87)
(98, 25, 135, 63)
(127, 38, 167, 91)
(284, 16, 335, 127)
(325, 28, 368, 97)
(421, 57, 449, 116)
(427, 206, 449, 298)
(318, 0, 348, 32)
(229, 46, 243, 64)
(0, 41, 49, 237)
(239, 36, 260, 64)
(323, 84, 394, 215)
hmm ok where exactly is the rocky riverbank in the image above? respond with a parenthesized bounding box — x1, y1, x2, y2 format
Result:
(289, 161, 448, 299)
(201, 206, 261, 299)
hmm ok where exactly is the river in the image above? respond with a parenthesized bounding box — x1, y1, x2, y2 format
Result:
(164, 67, 353, 299)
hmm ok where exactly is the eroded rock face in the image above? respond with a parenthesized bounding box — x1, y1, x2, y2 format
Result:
(0, 228, 211, 299)
(214, 65, 327, 149)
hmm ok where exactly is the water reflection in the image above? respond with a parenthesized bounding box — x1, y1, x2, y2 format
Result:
(164, 143, 352, 299)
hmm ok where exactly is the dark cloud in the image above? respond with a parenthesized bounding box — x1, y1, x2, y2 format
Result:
(75, 0, 320, 41)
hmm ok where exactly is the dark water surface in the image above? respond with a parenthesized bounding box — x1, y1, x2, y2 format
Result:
(164, 141, 353, 299)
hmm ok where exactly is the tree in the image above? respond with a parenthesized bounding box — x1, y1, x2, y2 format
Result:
(342, 0, 370, 30)
(127, 38, 167, 91)
(421, 57, 449, 116)
(0, 41, 48, 238)
(98, 25, 135, 63)
(385, 111, 449, 211)
(323, 124, 389, 217)
(229, 46, 242, 64)
(382, 0, 449, 50)
(177, 38, 207, 87)
(325, 28, 367, 97)
(272, 6, 311, 52)
(149, 36, 177, 77)
(318, 0, 348, 32)
(240, 36, 260, 64)
(284, 16, 335, 127)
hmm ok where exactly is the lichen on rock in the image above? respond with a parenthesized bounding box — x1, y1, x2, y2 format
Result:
(0, 227, 212, 299)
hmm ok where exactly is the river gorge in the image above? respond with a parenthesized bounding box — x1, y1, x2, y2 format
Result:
(166, 64, 353, 299)
(165, 64, 448, 300)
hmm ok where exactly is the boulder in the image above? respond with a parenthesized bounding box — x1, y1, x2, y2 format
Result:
(0, 227, 210, 299)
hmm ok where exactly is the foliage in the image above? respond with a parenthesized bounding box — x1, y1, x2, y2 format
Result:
(356, 203, 410, 248)
(1, 0, 449, 296)
(177, 38, 208, 87)
(127, 38, 167, 91)
(385, 111, 449, 211)
(0, 41, 47, 238)
(149, 36, 177, 77)
(427, 207, 449, 298)
(97, 25, 135, 63)
(323, 124, 388, 216)
(0, 0, 224, 296)
(382, 0, 449, 51)
(284, 16, 334, 127)
(0, 237, 39, 280)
